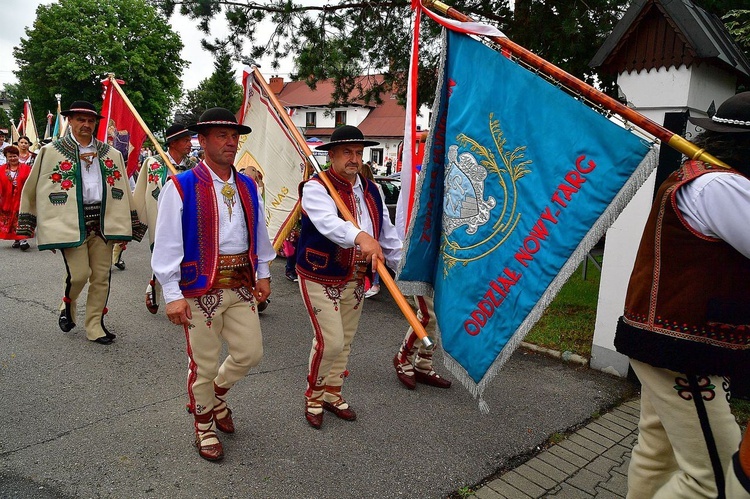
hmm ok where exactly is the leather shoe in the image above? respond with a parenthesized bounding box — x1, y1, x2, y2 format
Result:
(305, 410, 323, 429)
(322, 401, 357, 421)
(414, 369, 452, 389)
(93, 335, 113, 345)
(58, 311, 76, 332)
(195, 432, 224, 461)
(145, 292, 159, 314)
(214, 407, 234, 434)
(393, 355, 416, 390)
(102, 325, 116, 339)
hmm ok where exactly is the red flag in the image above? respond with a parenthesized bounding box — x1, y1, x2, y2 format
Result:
(98, 79, 146, 177)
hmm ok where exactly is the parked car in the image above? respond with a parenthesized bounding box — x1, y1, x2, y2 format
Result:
(374, 176, 401, 223)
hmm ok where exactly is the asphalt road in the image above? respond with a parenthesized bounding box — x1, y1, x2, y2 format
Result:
(0, 239, 634, 498)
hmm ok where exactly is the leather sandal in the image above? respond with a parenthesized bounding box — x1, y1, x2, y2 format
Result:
(305, 401, 323, 429)
(393, 355, 416, 390)
(213, 405, 234, 433)
(322, 399, 357, 421)
(194, 429, 224, 461)
(414, 369, 452, 389)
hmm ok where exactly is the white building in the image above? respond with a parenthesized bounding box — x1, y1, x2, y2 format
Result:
(269, 74, 429, 171)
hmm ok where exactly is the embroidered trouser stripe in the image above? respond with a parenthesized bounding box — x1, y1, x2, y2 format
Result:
(60, 233, 114, 340)
(688, 373, 727, 499)
(184, 288, 263, 416)
(627, 359, 740, 498)
(299, 276, 363, 402)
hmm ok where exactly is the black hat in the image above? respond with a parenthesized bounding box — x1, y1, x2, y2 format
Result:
(689, 92, 750, 134)
(164, 123, 192, 144)
(316, 125, 380, 151)
(188, 107, 251, 135)
(61, 100, 105, 120)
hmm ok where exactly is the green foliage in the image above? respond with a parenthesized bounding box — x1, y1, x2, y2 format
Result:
(150, 0, 625, 107)
(724, 10, 750, 51)
(178, 48, 244, 123)
(13, 0, 186, 133)
(524, 256, 603, 358)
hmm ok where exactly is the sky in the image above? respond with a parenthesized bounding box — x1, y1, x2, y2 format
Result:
(0, 0, 295, 96)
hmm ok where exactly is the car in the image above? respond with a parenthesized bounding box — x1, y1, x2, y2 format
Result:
(373, 175, 401, 223)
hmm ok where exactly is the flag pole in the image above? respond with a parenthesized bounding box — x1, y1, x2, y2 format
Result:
(421, 0, 730, 169)
(251, 67, 434, 347)
(105, 74, 177, 176)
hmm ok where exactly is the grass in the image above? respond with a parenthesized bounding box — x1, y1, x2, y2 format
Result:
(523, 255, 602, 358)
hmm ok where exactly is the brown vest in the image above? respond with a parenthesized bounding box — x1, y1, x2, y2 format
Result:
(614, 160, 750, 377)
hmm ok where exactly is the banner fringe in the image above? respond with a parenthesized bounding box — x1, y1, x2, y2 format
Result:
(440, 146, 658, 413)
(397, 28, 659, 413)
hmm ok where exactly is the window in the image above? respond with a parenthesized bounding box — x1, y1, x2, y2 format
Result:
(306, 112, 316, 128)
(370, 148, 383, 165)
(335, 111, 347, 127)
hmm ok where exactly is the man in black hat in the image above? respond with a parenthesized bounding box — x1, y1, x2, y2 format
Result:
(151, 107, 275, 461)
(614, 91, 750, 498)
(133, 123, 194, 314)
(295, 125, 402, 429)
(17, 100, 146, 345)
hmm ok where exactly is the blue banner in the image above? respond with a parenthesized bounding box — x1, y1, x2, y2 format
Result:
(398, 31, 653, 405)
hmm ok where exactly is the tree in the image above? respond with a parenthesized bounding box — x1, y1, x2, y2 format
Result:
(724, 10, 750, 52)
(152, 0, 625, 107)
(13, 0, 187, 134)
(154, 0, 750, 108)
(178, 48, 244, 123)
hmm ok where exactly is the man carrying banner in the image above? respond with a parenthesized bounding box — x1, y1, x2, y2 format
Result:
(152, 107, 275, 461)
(133, 123, 193, 313)
(17, 100, 146, 345)
(296, 125, 402, 429)
(614, 91, 750, 498)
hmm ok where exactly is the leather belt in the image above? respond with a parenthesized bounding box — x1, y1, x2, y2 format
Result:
(213, 253, 252, 289)
(353, 248, 368, 281)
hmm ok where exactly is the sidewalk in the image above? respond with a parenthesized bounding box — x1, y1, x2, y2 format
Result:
(473, 399, 640, 498)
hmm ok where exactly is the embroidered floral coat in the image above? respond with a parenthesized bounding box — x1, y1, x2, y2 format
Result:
(17, 136, 147, 250)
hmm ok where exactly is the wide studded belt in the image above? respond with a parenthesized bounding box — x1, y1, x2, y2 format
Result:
(213, 253, 252, 289)
(83, 203, 102, 233)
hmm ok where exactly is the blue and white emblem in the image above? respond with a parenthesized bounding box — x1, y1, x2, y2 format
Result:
(443, 145, 496, 236)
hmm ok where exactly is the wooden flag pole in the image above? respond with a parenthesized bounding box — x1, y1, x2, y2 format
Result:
(422, 0, 730, 169)
(251, 67, 434, 347)
(106, 74, 178, 176)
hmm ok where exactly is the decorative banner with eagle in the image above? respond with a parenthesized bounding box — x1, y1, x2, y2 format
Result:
(398, 30, 655, 412)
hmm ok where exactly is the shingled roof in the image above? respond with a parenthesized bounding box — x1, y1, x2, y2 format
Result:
(276, 75, 406, 140)
(590, 0, 750, 82)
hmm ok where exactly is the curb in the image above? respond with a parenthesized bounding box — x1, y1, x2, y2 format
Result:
(521, 341, 589, 366)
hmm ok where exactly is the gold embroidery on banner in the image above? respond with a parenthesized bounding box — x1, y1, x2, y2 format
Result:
(441, 113, 531, 275)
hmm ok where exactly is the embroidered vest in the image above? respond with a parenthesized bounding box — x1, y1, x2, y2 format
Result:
(295, 169, 384, 285)
(172, 162, 260, 298)
(615, 160, 750, 377)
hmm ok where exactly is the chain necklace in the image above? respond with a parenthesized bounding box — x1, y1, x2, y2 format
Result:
(353, 192, 363, 221)
(221, 182, 237, 221)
